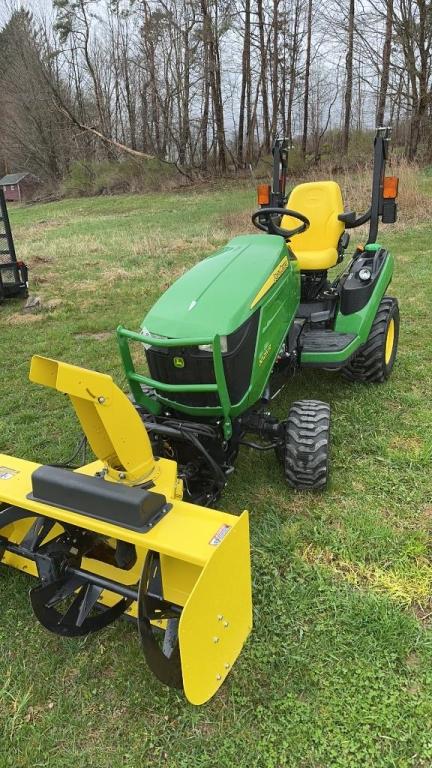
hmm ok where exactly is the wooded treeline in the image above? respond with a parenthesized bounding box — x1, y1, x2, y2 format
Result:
(1, 0, 432, 183)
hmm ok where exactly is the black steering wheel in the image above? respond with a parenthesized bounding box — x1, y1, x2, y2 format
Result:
(251, 207, 310, 239)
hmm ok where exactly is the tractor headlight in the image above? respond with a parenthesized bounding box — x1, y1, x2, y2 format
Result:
(198, 336, 228, 354)
(140, 326, 166, 350)
(358, 268, 372, 282)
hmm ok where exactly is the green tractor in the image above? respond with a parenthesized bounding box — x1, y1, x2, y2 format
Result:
(117, 127, 400, 503)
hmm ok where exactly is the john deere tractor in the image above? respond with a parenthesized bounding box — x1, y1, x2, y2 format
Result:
(118, 127, 400, 501)
(0, 127, 400, 705)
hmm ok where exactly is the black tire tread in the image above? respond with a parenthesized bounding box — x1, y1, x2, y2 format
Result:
(284, 400, 330, 490)
(342, 296, 399, 383)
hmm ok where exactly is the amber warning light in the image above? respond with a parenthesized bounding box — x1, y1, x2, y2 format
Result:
(257, 184, 271, 206)
(383, 176, 399, 199)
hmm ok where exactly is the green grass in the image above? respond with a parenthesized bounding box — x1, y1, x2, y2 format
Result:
(1, 188, 432, 767)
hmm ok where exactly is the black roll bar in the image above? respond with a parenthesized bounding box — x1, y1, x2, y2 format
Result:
(270, 137, 290, 208)
(343, 126, 394, 243)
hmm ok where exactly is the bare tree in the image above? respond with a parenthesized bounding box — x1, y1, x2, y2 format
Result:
(342, 0, 355, 153)
(376, 0, 393, 126)
(301, 0, 312, 157)
(238, 0, 251, 164)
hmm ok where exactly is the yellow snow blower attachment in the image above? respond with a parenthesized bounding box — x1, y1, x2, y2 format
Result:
(0, 356, 252, 705)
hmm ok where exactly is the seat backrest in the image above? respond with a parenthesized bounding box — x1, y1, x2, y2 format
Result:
(282, 181, 345, 256)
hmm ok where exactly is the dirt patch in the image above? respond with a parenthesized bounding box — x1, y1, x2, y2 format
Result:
(405, 650, 421, 669)
(18, 220, 60, 240)
(74, 331, 112, 341)
(102, 267, 130, 284)
(389, 436, 423, 452)
(31, 254, 53, 264)
(45, 299, 62, 311)
(7, 312, 45, 325)
(412, 599, 432, 624)
(420, 505, 432, 523)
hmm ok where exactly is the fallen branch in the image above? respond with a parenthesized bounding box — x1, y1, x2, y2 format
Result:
(56, 102, 195, 182)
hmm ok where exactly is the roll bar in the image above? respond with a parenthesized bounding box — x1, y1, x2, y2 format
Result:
(266, 127, 398, 245)
(341, 126, 397, 243)
(270, 136, 290, 208)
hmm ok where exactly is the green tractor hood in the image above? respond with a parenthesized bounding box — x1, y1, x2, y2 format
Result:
(142, 234, 289, 338)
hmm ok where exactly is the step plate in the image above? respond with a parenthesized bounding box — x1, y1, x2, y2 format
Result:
(300, 329, 356, 353)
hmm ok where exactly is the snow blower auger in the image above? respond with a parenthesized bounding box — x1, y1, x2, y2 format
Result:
(0, 356, 252, 705)
(117, 127, 399, 502)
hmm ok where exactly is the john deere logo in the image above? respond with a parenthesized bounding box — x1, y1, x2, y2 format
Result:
(173, 356, 185, 368)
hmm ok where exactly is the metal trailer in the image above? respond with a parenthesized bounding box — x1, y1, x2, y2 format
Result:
(0, 189, 28, 302)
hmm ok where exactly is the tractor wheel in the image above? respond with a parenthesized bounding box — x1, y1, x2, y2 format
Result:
(284, 400, 330, 490)
(342, 296, 399, 383)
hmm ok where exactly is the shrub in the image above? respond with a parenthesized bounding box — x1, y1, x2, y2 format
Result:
(63, 158, 180, 197)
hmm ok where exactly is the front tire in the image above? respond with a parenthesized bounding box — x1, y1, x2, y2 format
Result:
(284, 400, 330, 490)
(342, 296, 399, 383)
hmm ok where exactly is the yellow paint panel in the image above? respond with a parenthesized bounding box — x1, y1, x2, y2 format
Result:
(161, 555, 202, 607)
(250, 256, 288, 308)
(29, 355, 155, 483)
(0, 454, 242, 567)
(179, 511, 252, 705)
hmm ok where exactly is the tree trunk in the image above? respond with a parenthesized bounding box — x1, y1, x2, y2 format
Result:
(342, 0, 355, 153)
(286, 0, 301, 143)
(201, 30, 210, 170)
(257, 0, 271, 152)
(201, 0, 226, 171)
(238, 0, 251, 165)
(270, 0, 279, 138)
(302, 0, 312, 158)
(179, 27, 191, 166)
(376, 0, 393, 126)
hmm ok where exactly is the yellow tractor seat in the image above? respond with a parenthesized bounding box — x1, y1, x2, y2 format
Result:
(281, 181, 345, 271)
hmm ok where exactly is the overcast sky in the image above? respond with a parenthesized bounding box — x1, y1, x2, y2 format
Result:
(0, 0, 50, 25)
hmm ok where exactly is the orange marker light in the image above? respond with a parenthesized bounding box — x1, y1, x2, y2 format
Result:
(383, 176, 399, 199)
(257, 184, 271, 206)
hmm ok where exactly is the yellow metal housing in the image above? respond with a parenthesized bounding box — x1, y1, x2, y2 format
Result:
(0, 356, 253, 705)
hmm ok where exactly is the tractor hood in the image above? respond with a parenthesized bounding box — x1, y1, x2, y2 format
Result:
(143, 234, 289, 338)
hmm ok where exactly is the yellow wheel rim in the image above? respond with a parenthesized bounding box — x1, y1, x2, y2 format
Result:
(385, 318, 395, 365)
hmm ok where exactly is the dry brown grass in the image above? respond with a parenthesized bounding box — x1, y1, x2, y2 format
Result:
(218, 210, 255, 239)
(6, 313, 45, 325)
(334, 158, 432, 230)
(301, 544, 432, 613)
(219, 159, 431, 237)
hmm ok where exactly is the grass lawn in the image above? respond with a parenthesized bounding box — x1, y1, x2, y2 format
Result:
(1, 185, 432, 767)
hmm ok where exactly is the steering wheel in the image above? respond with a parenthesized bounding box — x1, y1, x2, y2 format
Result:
(251, 207, 310, 239)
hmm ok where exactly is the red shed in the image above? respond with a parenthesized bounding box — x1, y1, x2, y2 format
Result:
(0, 172, 41, 202)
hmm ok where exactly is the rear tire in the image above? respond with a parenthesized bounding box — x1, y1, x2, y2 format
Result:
(342, 296, 399, 383)
(284, 400, 330, 490)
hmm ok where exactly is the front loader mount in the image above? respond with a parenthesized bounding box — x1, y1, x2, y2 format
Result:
(0, 356, 252, 705)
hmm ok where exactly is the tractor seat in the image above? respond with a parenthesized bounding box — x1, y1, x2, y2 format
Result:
(281, 181, 345, 271)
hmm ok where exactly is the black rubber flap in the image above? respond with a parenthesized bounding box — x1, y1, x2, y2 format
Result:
(29, 466, 169, 533)
(301, 329, 356, 353)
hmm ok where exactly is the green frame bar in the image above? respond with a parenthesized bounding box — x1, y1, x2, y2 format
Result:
(117, 326, 233, 438)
